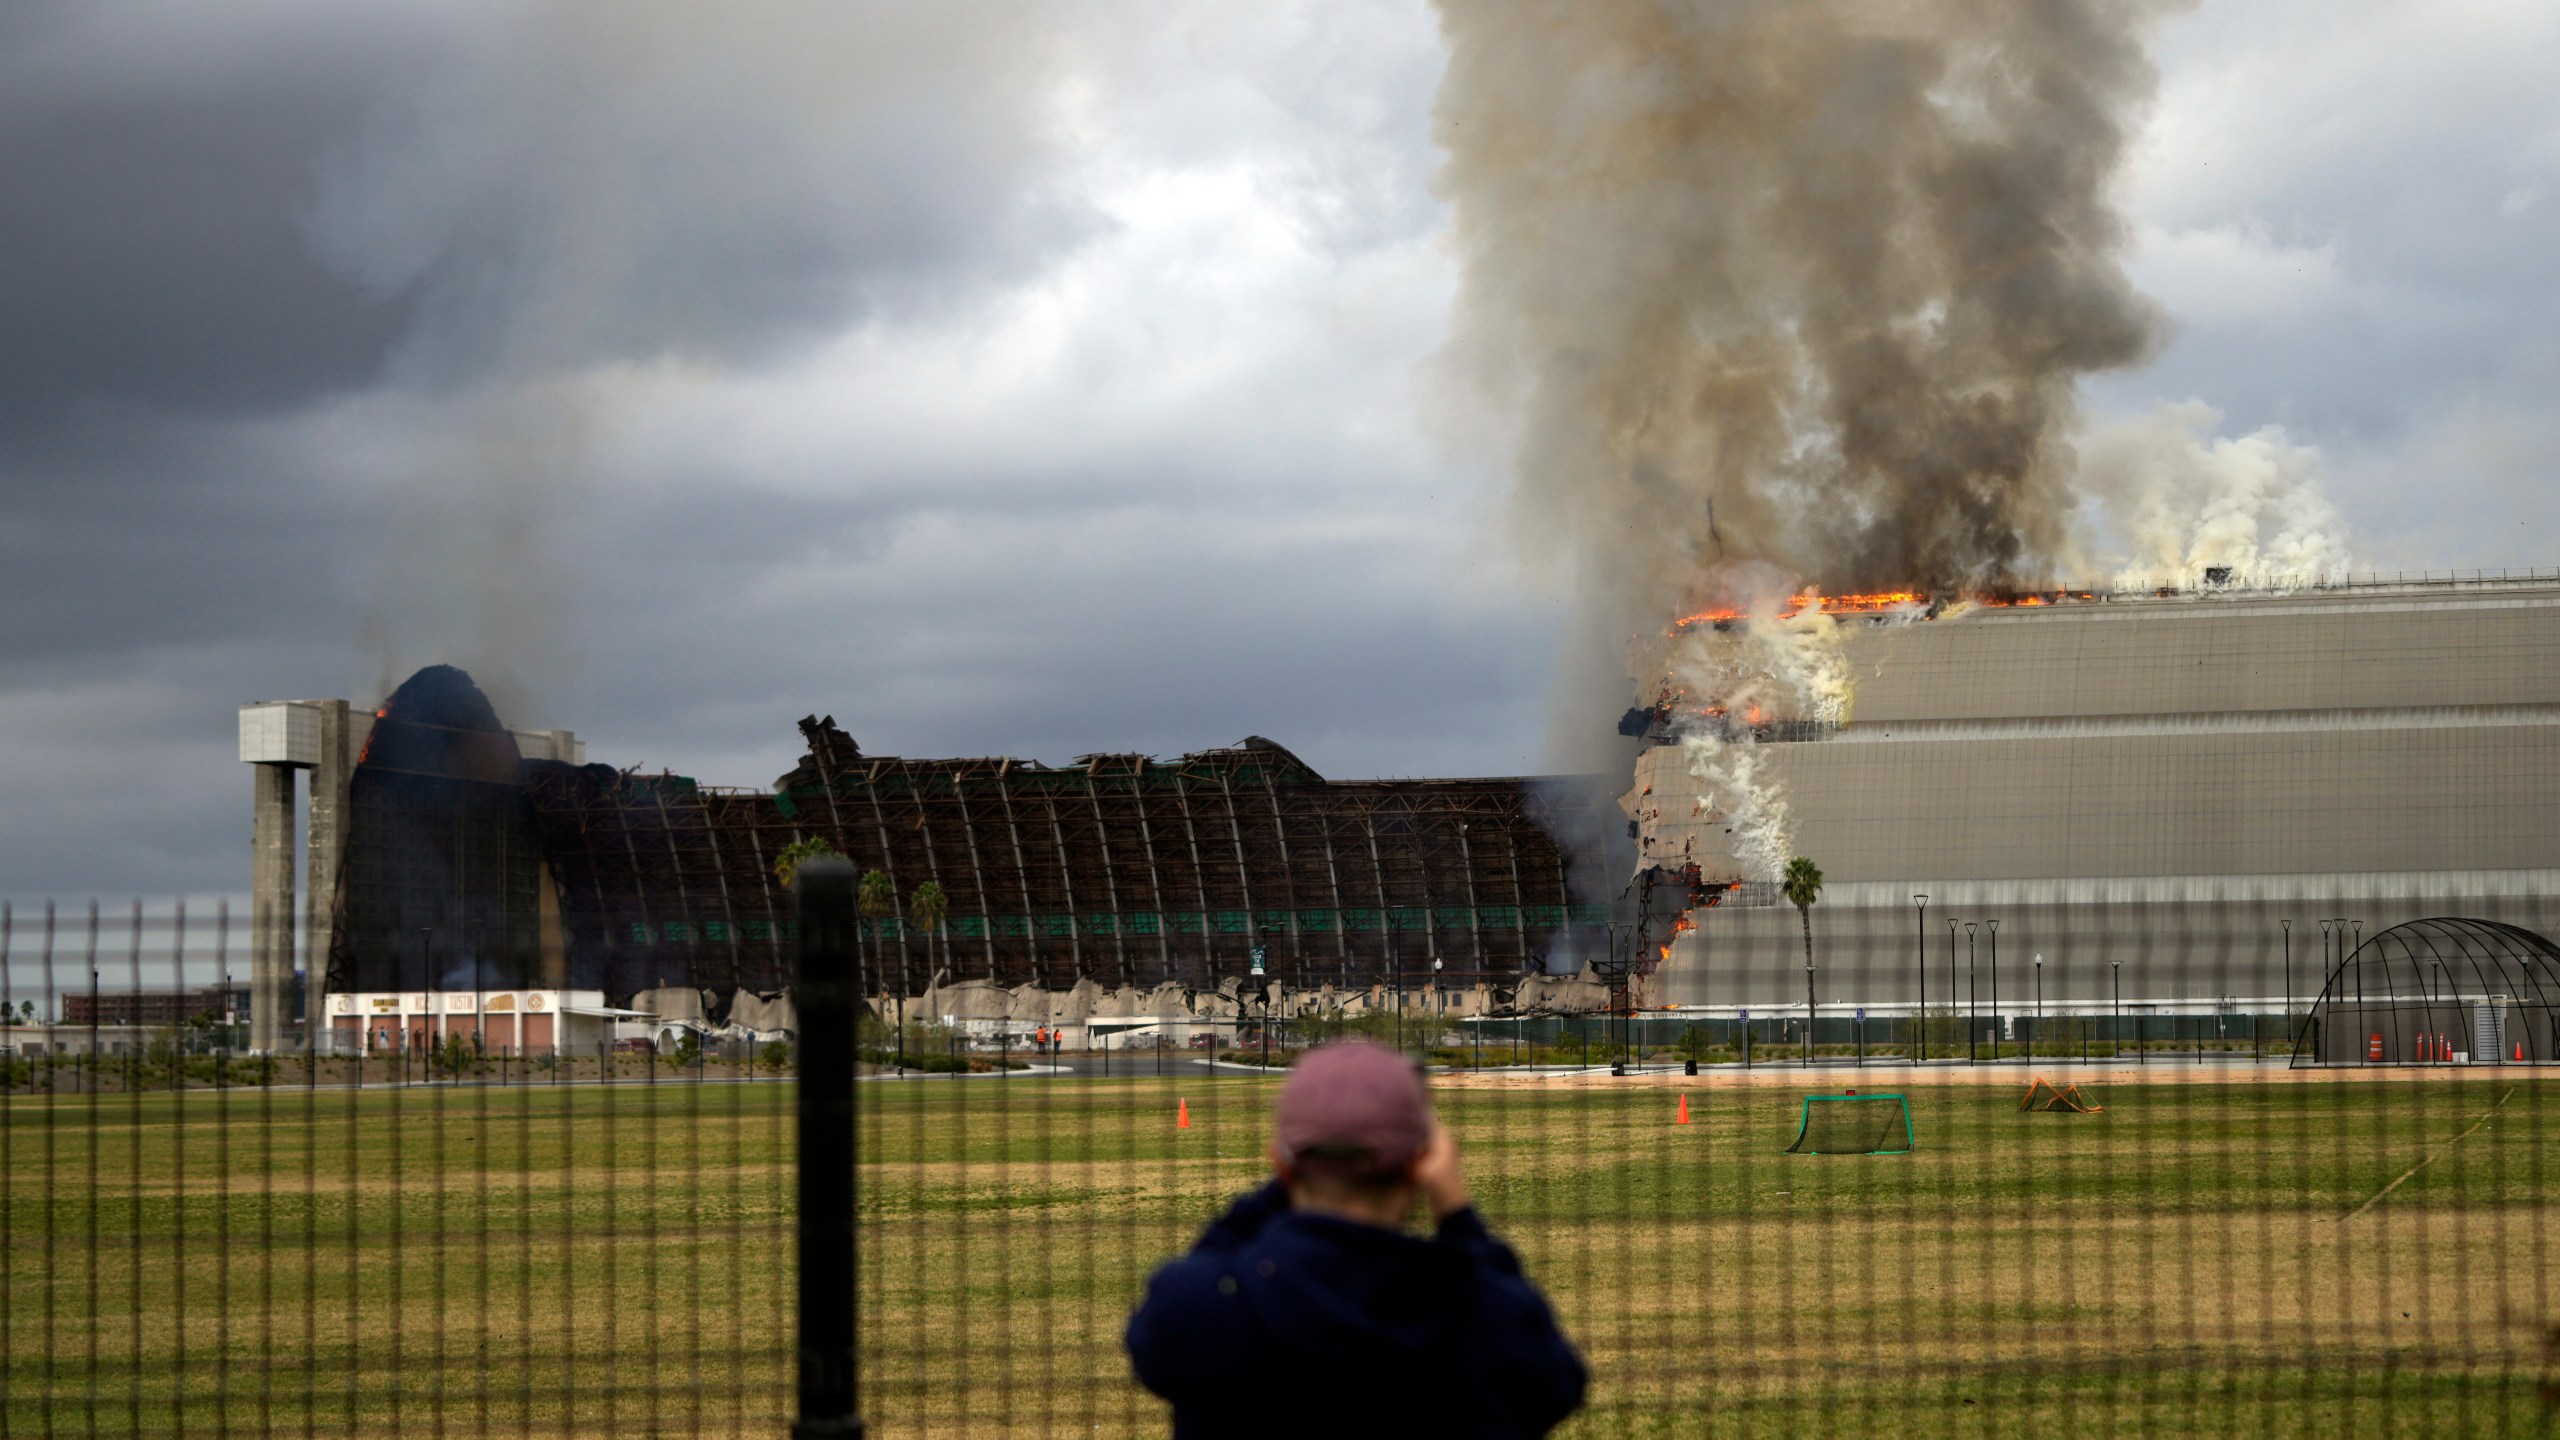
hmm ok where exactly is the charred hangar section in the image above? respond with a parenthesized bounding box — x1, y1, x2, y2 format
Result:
(323, 665, 554, 1000)
(519, 717, 1613, 1002)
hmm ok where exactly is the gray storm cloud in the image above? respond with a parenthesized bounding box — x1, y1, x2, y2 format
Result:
(308, 1, 1073, 714)
(1431, 0, 2178, 666)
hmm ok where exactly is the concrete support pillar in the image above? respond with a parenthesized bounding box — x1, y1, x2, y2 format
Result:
(304, 699, 353, 1053)
(251, 761, 297, 1054)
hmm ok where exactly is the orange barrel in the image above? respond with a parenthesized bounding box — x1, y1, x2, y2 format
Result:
(2369, 1033, 2384, 1061)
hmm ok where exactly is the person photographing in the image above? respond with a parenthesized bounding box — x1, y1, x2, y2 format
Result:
(1125, 1041, 1585, 1438)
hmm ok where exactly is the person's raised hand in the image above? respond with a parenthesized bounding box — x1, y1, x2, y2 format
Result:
(1411, 1120, 1470, 1222)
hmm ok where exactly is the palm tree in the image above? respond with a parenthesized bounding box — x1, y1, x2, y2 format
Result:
(909, 881, 950, 990)
(858, 870, 899, 1063)
(772, 835, 843, 889)
(1782, 856, 1824, 1064)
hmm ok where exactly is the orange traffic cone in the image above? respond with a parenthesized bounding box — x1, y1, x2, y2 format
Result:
(1676, 1094, 1690, 1125)
(1177, 1098, 1191, 1130)
(2517, 1042, 2526, 1062)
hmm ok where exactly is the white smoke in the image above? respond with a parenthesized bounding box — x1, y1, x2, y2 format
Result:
(1676, 730, 1792, 883)
(1662, 595, 1857, 726)
(2079, 401, 2354, 590)
(1643, 589, 1864, 882)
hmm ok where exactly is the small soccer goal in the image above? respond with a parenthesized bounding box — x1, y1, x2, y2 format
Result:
(2019, 1077, 2104, 1114)
(1785, 1093, 1915, 1155)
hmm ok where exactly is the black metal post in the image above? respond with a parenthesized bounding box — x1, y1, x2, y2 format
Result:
(1392, 950, 1403, 1055)
(1433, 958, 1445, 1061)
(792, 858, 864, 1439)
(2033, 954, 2044, 1057)
(1965, 923, 1978, 1065)
(1804, 961, 1816, 1068)
(1914, 895, 1928, 1062)
(1987, 920, 1999, 1062)
(1946, 919, 1959, 1062)
(2112, 960, 2122, 1064)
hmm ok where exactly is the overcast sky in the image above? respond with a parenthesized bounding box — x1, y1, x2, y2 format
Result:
(3, 0, 2555, 899)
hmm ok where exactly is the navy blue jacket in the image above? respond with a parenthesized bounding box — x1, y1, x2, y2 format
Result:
(1126, 1181, 1586, 1438)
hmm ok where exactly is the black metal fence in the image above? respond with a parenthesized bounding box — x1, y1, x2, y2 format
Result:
(7, 895, 2559, 1436)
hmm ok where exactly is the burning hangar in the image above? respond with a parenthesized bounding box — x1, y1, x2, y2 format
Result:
(237, 573, 2560, 1052)
(1635, 574, 2560, 1024)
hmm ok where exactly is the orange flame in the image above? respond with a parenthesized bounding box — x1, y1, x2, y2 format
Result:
(1672, 590, 1924, 629)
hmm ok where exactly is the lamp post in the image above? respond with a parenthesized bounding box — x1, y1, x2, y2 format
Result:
(2280, 919, 2291, 1065)
(416, 926, 433, 1084)
(2033, 952, 2044, 1056)
(2348, 918, 2363, 1062)
(1964, 923, 1979, 1065)
(2111, 959, 2122, 1065)
(1805, 955, 1818, 1069)
(2319, 919, 2334, 1057)
(1391, 947, 1402, 1055)
(1914, 895, 1929, 1063)
(1430, 958, 1445, 1064)
(1946, 918, 1960, 1061)
(1594, 923, 1636, 1076)
(1987, 919, 2000, 1062)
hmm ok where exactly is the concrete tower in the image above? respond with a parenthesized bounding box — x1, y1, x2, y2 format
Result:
(238, 699, 360, 1053)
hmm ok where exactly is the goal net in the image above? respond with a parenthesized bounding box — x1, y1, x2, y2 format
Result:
(1785, 1094, 1915, 1155)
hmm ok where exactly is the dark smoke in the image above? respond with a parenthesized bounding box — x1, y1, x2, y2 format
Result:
(1432, 0, 2177, 642)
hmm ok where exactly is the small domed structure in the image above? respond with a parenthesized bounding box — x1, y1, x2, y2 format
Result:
(2295, 918, 2560, 1066)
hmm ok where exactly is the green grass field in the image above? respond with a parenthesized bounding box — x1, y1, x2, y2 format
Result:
(5, 1070, 2555, 1437)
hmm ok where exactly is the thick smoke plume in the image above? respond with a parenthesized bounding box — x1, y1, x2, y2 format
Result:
(1432, 0, 2177, 671)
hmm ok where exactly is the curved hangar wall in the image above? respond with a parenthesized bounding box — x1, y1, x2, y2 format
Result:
(1640, 579, 2560, 1012)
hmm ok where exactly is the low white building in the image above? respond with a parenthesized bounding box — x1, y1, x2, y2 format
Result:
(320, 990, 650, 1056)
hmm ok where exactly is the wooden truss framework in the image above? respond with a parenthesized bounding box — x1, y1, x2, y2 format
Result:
(521, 728, 1610, 1000)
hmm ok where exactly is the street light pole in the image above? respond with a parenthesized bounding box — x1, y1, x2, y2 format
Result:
(1946, 918, 1959, 1061)
(2318, 919, 2333, 1055)
(2112, 959, 2122, 1065)
(1595, 923, 1632, 1076)
(1965, 923, 1979, 1065)
(1805, 957, 1817, 1069)
(2033, 953, 2044, 1057)
(1987, 920, 2000, 1062)
(1914, 895, 1929, 1063)
(1431, 958, 1444, 1056)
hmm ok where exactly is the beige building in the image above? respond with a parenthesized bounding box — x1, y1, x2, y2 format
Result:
(1635, 576, 2560, 1021)
(323, 990, 632, 1055)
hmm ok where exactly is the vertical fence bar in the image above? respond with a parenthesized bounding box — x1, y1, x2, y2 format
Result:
(792, 858, 863, 1439)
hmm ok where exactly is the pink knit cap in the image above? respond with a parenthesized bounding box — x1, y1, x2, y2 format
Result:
(1273, 1041, 1434, 1179)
